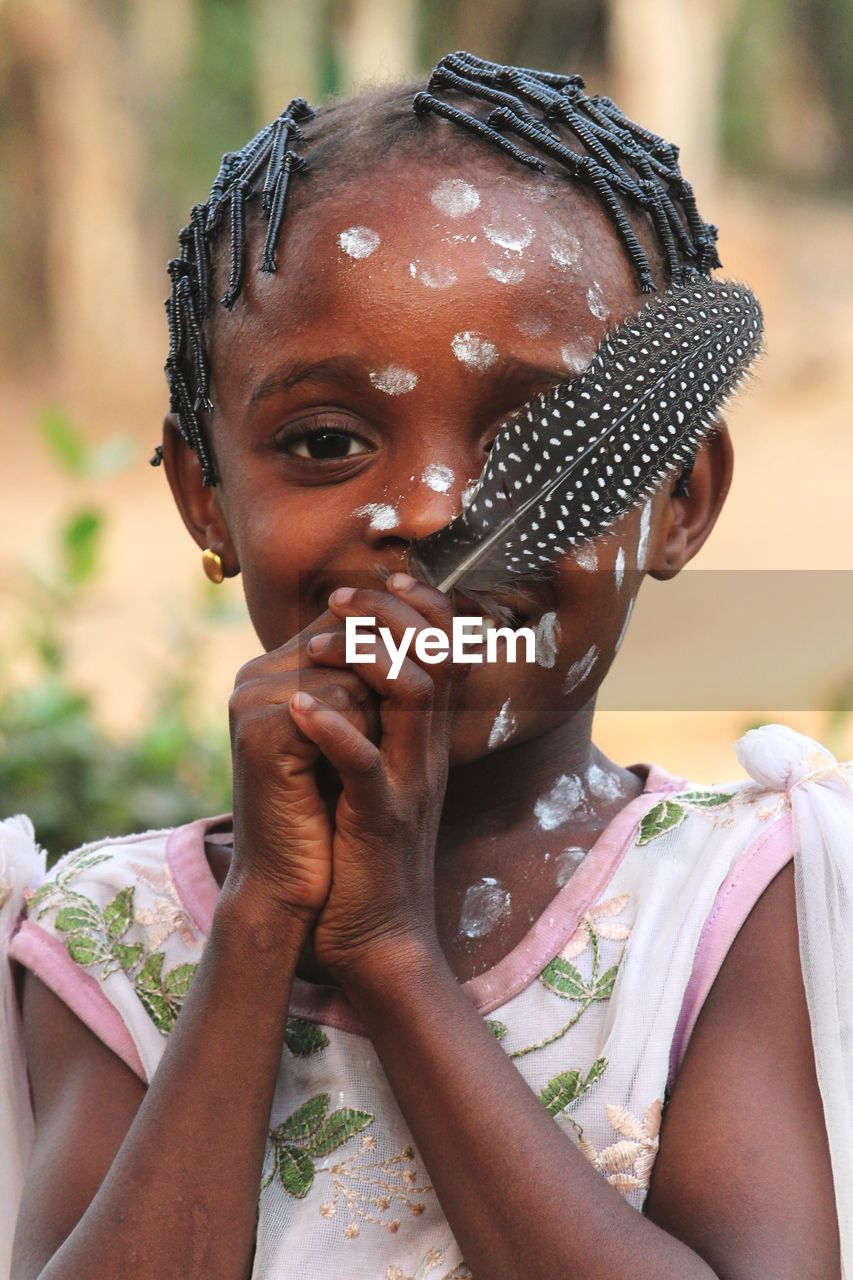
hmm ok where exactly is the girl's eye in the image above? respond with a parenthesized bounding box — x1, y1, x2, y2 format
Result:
(277, 420, 373, 462)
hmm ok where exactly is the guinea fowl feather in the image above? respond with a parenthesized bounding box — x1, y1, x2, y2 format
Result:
(407, 279, 763, 616)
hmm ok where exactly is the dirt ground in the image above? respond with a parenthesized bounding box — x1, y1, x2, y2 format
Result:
(3, 179, 851, 782)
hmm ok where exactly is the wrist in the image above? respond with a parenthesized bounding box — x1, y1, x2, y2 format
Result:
(213, 873, 317, 959)
(332, 929, 447, 999)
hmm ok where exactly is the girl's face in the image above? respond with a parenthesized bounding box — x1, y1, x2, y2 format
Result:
(183, 160, 685, 764)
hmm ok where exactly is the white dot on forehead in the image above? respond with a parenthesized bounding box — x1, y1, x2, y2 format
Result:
(516, 315, 551, 339)
(369, 365, 418, 396)
(587, 281, 610, 321)
(431, 178, 481, 218)
(338, 226, 380, 259)
(487, 263, 526, 285)
(353, 502, 399, 531)
(422, 462, 454, 493)
(451, 331, 499, 371)
(483, 214, 534, 253)
(409, 260, 457, 289)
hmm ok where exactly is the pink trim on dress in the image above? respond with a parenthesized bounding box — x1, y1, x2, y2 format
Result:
(167, 764, 688, 1038)
(667, 811, 793, 1085)
(9, 921, 147, 1080)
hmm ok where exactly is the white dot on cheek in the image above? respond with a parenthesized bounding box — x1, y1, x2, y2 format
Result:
(615, 545, 625, 591)
(636, 499, 653, 569)
(563, 643, 598, 695)
(353, 502, 399, 531)
(587, 280, 609, 321)
(614, 598, 635, 652)
(573, 542, 597, 572)
(487, 697, 517, 750)
(534, 612, 561, 668)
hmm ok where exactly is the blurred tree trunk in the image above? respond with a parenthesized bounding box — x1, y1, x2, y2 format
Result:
(5, 0, 162, 414)
(337, 0, 419, 92)
(606, 0, 739, 198)
(128, 0, 194, 84)
(252, 0, 326, 118)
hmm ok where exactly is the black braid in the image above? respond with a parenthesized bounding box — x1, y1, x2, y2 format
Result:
(153, 55, 719, 486)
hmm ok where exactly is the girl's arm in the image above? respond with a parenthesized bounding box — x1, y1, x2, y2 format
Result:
(14, 890, 313, 1280)
(14, 610, 376, 1280)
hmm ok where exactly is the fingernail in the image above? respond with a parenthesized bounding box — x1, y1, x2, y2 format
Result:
(291, 691, 315, 712)
(330, 587, 355, 607)
(307, 633, 332, 654)
(388, 573, 416, 592)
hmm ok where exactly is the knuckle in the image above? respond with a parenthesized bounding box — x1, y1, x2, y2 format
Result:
(400, 670, 434, 712)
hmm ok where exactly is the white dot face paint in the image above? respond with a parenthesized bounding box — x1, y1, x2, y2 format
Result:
(353, 502, 399, 532)
(369, 365, 418, 396)
(586, 280, 610, 321)
(554, 846, 586, 888)
(431, 178, 480, 218)
(614, 598, 635, 652)
(487, 264, 526, 285)
(461, 480, 480, 509)
(535, 775, 584, 831)
(563, 643, 598, 695)
(451, 331, 499, 372)
(338, 226, 380, 259)
(483, 213, 534, 254)
(487, 697, 517, 750)
(614, 545, 626, 591)
(574, 542, 598, 572)
(586, 762, 625, 802)
(422, 463, 454, 494)
(534, 612, 560, 669)
(460, 876, 512, 939)
(636, 498, 653, 568)
(409, 260, 457, 290)
(560, 345, 588, 377)
(516, 315, 551, 339)
(550, 228, 581, 268)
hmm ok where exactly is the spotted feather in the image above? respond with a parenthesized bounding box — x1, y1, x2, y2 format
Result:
(407, 278, 763, 607)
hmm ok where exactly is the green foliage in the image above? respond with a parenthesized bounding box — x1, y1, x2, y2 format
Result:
(0, 411, 233, 864)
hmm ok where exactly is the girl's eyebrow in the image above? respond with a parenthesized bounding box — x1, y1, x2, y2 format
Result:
(250, 356, 366, 403)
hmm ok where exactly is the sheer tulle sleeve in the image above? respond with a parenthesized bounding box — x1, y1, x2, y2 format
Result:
(735, 723, 853, 1277)
(0, 815, 45, 1279)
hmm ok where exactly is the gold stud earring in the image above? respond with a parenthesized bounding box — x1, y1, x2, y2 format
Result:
(202, 548, 224, 584)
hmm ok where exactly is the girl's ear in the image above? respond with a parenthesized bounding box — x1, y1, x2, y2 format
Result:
(647, 419, 734, 581)
(160, 415, 239, 576)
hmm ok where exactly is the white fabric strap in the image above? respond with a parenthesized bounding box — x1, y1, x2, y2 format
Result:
(736, 724, 853, 1278)
(0, 816, 45, 1279)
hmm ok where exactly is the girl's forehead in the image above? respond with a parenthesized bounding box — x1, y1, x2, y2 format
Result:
(211, 164, 646, 398)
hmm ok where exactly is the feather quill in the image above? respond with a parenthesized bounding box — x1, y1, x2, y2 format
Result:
(407, 279, 763, 612)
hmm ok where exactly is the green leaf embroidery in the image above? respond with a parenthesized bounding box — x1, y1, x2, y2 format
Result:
(111, 942, 144, 971)
(304, 1108, 374, 1157)
(485, 1019, 508, 1041)
(582, 1057, 608, 1091)
(272, 1094, 330, 1145)
(678, 790, 735, 808)
(103, 887, 134, 939)
(285, 1017, 330, 1057)
(637, 799, 685, 844)
(133, 953, 198, 1034)
(593, 964, 620, 1000)
(164, 963, 197, 998)
(540, 1070, 582, 1116)
(539, 956, 589, 1001)
(275, 1145, 316, 1198)
(66, 933, 107, 966)
(55, 901, 101, 933)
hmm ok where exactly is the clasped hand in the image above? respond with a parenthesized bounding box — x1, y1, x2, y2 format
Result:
(226, 573, 469, 979)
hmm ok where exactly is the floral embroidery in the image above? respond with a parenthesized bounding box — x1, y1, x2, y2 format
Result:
(484, 1018, 507, 1041)
(313, 1132, 435, 1239)
(127, 861, 199, 948)
(285, 1016, 330, 1056)
(637, 791, 737, 845)
(509, 896, 631, 1061)
(540, 1056, 607, 1134)
(261, 1093, 374, 1204)
(560, 894, 632, 961)
(579, 1099, 662, 1194)
(386, 1252, 471, 1279)
(28, 850, 198, 1034)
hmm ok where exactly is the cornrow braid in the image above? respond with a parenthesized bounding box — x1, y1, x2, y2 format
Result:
(152, 54, 720, 487)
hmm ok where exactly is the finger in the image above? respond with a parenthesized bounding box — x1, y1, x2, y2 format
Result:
(233, 608, 345, 685)
(290, 691, 385, 814)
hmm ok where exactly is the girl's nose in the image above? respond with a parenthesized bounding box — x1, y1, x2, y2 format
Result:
(360, 462, 474, 547)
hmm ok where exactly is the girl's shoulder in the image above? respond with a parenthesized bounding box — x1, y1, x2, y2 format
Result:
(9, 820, 216, 1082)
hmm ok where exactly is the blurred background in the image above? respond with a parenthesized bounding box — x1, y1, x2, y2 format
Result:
(1, 0, 851, 858)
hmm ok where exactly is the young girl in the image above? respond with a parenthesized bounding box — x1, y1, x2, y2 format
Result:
(4, 53, 851, 1280)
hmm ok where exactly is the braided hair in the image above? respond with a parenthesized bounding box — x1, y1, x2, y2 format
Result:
(154, 52, 721, 487)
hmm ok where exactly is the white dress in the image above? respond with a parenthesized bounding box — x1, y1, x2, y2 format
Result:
(2, 724, 852, 1279)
